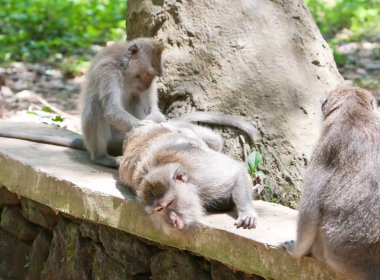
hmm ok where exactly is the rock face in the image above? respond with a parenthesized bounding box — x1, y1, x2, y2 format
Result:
(126, 0, 343, 206)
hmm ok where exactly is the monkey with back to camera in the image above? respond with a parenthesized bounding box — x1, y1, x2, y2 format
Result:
(119, 121, 258, 234)
(80, 37, 167, 168)
(283, 87, 380, 279)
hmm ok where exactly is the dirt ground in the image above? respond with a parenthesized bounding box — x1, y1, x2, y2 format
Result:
(1, 40, 380, 132)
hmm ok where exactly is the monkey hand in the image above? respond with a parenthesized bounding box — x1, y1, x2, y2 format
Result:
(234, 211, 257, 229)
(138, 120, 156, 127)
(145, 111, 167, 123)
(280, 240, 300, 257)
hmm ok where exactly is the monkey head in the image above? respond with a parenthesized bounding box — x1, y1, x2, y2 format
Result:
(321, 87, 375, 119)
(139, 163, 204, 234)
(126, 38, 164, 92)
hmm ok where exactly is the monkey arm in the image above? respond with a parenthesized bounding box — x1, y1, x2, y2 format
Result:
(101, 89, 140, 132)
(145, 83, 166, 123)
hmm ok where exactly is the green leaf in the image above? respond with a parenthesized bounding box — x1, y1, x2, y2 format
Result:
(51, 116, 64, 122)
(42, 106, 53, 113)
(27, 111, 38, 115)
(247, 151, 262, 171)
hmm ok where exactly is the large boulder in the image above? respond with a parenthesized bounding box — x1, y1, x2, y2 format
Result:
(126, 0, 343, 206)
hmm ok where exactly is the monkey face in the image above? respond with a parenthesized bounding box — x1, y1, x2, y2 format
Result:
(126, 38, 163, 92)
(140, 164, 204, 233)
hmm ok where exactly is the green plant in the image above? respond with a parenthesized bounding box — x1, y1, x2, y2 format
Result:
(0, 0, 126, 63)
(247, 151, 265, 181)
(27, 106, 65, 127)
(305, 0, 380, 40)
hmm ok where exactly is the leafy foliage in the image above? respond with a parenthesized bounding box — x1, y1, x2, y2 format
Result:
(27, 107, 65, 127)
(0, 0, 126, 63)
(306, 0, 380, 40)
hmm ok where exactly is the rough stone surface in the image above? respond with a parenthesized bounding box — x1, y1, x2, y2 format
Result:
(92, 243, 134, 280)
(150, 250, 209, 280)
(99, 225, 153, 275)
(0, 229, 31, 280)
(127, 0, 343, 206)
(80, 221, 100, 242)
(211, 262, 264, 280)
(27, 230, 52, 280)
(41, 219, 95, 280)
(21, 198, 59, 230)
(0, 135, 347, 280)
(1, 206, 39, 241)
(0, 185, 20, 207)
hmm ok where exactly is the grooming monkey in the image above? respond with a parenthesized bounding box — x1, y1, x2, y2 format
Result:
(119, 122, 258, 234)
(80, 37, 166, 167)
(0, 38, 260, 167)
(283, 87, 380, 279)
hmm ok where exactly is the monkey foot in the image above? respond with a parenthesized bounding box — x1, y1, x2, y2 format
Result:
(92, 155, 120, 169)
(234, 212, 257, 229)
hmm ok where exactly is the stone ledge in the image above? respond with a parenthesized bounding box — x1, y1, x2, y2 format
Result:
(0, 122, 345, 280)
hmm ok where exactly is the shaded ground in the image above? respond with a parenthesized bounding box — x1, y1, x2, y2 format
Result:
(0, 62, 83, 132)
(1, 39, 380, 132)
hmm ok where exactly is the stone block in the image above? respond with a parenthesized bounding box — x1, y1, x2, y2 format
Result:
(211, 262, 264, 280)
(21, 198, 58, 230)
(92, 244, 136, 280)
(99, 225, 153, 275)
(27, 230, 52, 280)
(80, 221, 100, 242)
(1, 206, 39, 241)
(0, 229, 31, 279)
(150, 250, 209, 280)
(41, 219, 94, 280)
(0, 186, 19, 207)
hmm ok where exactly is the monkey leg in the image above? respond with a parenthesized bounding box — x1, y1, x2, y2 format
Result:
(282, 204, 320, 258)
(82, 103, 120, 168)
(232, 168, 258, 229)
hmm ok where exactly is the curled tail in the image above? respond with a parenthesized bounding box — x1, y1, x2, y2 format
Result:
(177, 112, 260, 142)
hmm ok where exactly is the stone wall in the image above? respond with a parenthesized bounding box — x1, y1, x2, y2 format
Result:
(0, 187, 264, 280)
(0, 133, 346, 280)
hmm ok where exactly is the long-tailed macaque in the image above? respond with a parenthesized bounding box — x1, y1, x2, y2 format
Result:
(283, 87, 380, 280)
(119, 122, 258, 234)
(80, 38, 166, 167)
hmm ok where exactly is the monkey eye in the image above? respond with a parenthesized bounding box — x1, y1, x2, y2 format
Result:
(167, 200, 174, 207)
(154, 206, 164, 212)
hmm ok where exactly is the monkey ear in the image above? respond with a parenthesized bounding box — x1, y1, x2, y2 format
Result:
(128, 43, 139, 55)
(172, 166, 189, 183)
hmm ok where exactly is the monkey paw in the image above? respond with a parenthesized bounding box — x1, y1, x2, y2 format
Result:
(281, 240, 295, 252)
(139, 120, 156, 126)
(145, 112, 167, 123)
(234, 212, 257, 229)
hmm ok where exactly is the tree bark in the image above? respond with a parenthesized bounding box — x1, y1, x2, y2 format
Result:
(126, 0, 343, 207)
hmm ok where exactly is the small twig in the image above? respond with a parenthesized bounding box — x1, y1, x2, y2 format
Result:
(35, 95, 76, 119)
(239, 134, 248, 161)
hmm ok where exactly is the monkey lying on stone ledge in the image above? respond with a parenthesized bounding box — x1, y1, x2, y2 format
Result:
(119, 121, 258, 234)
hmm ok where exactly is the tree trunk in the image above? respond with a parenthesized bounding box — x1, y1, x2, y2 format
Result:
(126, 0, 343, 207)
